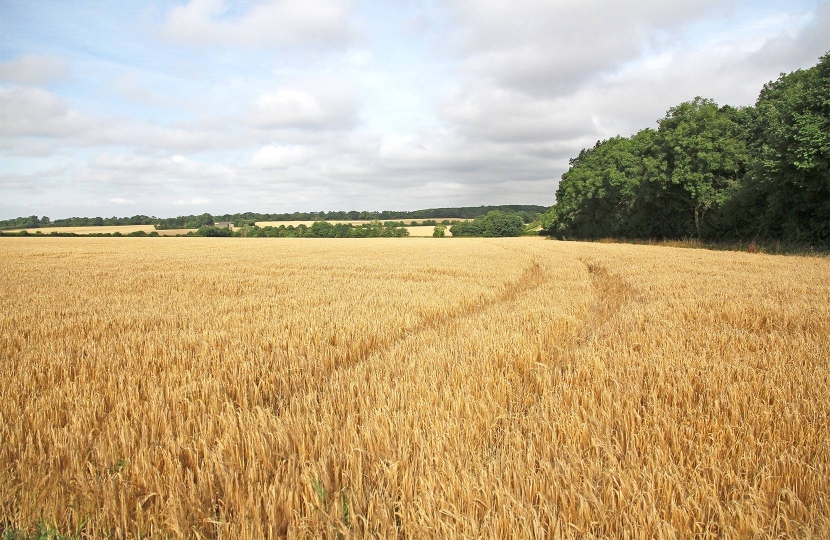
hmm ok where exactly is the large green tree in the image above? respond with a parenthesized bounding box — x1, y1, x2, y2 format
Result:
(543, 53, 829, 245)
(747, 53, 830, 242)
(450, 211, 525, 237)
(542, 129, 660, 238)
(655, 97, 750, 239)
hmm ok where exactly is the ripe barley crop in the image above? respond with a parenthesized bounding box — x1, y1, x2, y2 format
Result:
(1, 237, 828, 538)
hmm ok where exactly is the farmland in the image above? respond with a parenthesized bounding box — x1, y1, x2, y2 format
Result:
(3, 221, 463, 237)
(404, 226, 451, 237)
(3, 225, 195, 236)
(1, 237, 828, 538)
(255, 220, 462, 237)
(253, 218, 466, 227)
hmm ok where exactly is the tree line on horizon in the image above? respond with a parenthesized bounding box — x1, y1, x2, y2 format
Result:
(542, 53, 829, 245)
(0, 214, 529, 239)
(203, 221, 411, 238)
(190, 211, 528, 238)
(0, 205, 546, 231)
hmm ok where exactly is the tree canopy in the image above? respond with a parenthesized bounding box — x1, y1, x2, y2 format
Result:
(543, 53, 829, 244)
(450, 211, 526, 237)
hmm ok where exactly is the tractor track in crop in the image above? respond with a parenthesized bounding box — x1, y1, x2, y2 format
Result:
(273, 257, 547, 415)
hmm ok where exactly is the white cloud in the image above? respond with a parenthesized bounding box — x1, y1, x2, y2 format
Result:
(250, 80, 359, 129)
(0, 86, 251, 152)
(249, 145, 314, 168)
(0, 54, 69, 86)
(743, 3, 830, 72)
(173, 197, 212, 206)
(0, 86, 90, 138)
(113, 72, 178, 109)
(90, 154, 164, 173)
(78, 154, 238, 189)
(161, 0, 354, 48)
(108, 197, 135, 205)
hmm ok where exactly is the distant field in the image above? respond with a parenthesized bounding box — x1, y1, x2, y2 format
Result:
(405, 225, 454, 236)
(256, 220, 372, 227)
(3, 221, 459, 237)
(154, 228, 196, 236)
(1, 238, 827, 538)
(254, 220, 457, 236)
(255, 218, 466, 227)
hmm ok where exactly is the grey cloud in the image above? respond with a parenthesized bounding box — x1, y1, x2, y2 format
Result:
(78, 130, 557, 206)
(0, 167, 71, 194)
(437, 1, 829, 171)
(0, 139, 59, 157)
(0, 54, 69, 86)
(450, 0, 741, 97)
(440, 86, 599, 143)
(310, 132, 558, 194)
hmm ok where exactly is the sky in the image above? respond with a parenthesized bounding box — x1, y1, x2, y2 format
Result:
(0, 0, 828, 219)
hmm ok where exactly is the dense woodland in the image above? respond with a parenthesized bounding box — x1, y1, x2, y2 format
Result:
(542, 53, 829, 244)
(449, 211, 526, 237)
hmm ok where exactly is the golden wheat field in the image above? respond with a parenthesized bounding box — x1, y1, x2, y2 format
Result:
(403, 226, 453, 237)
(1, 237, 828, 539)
